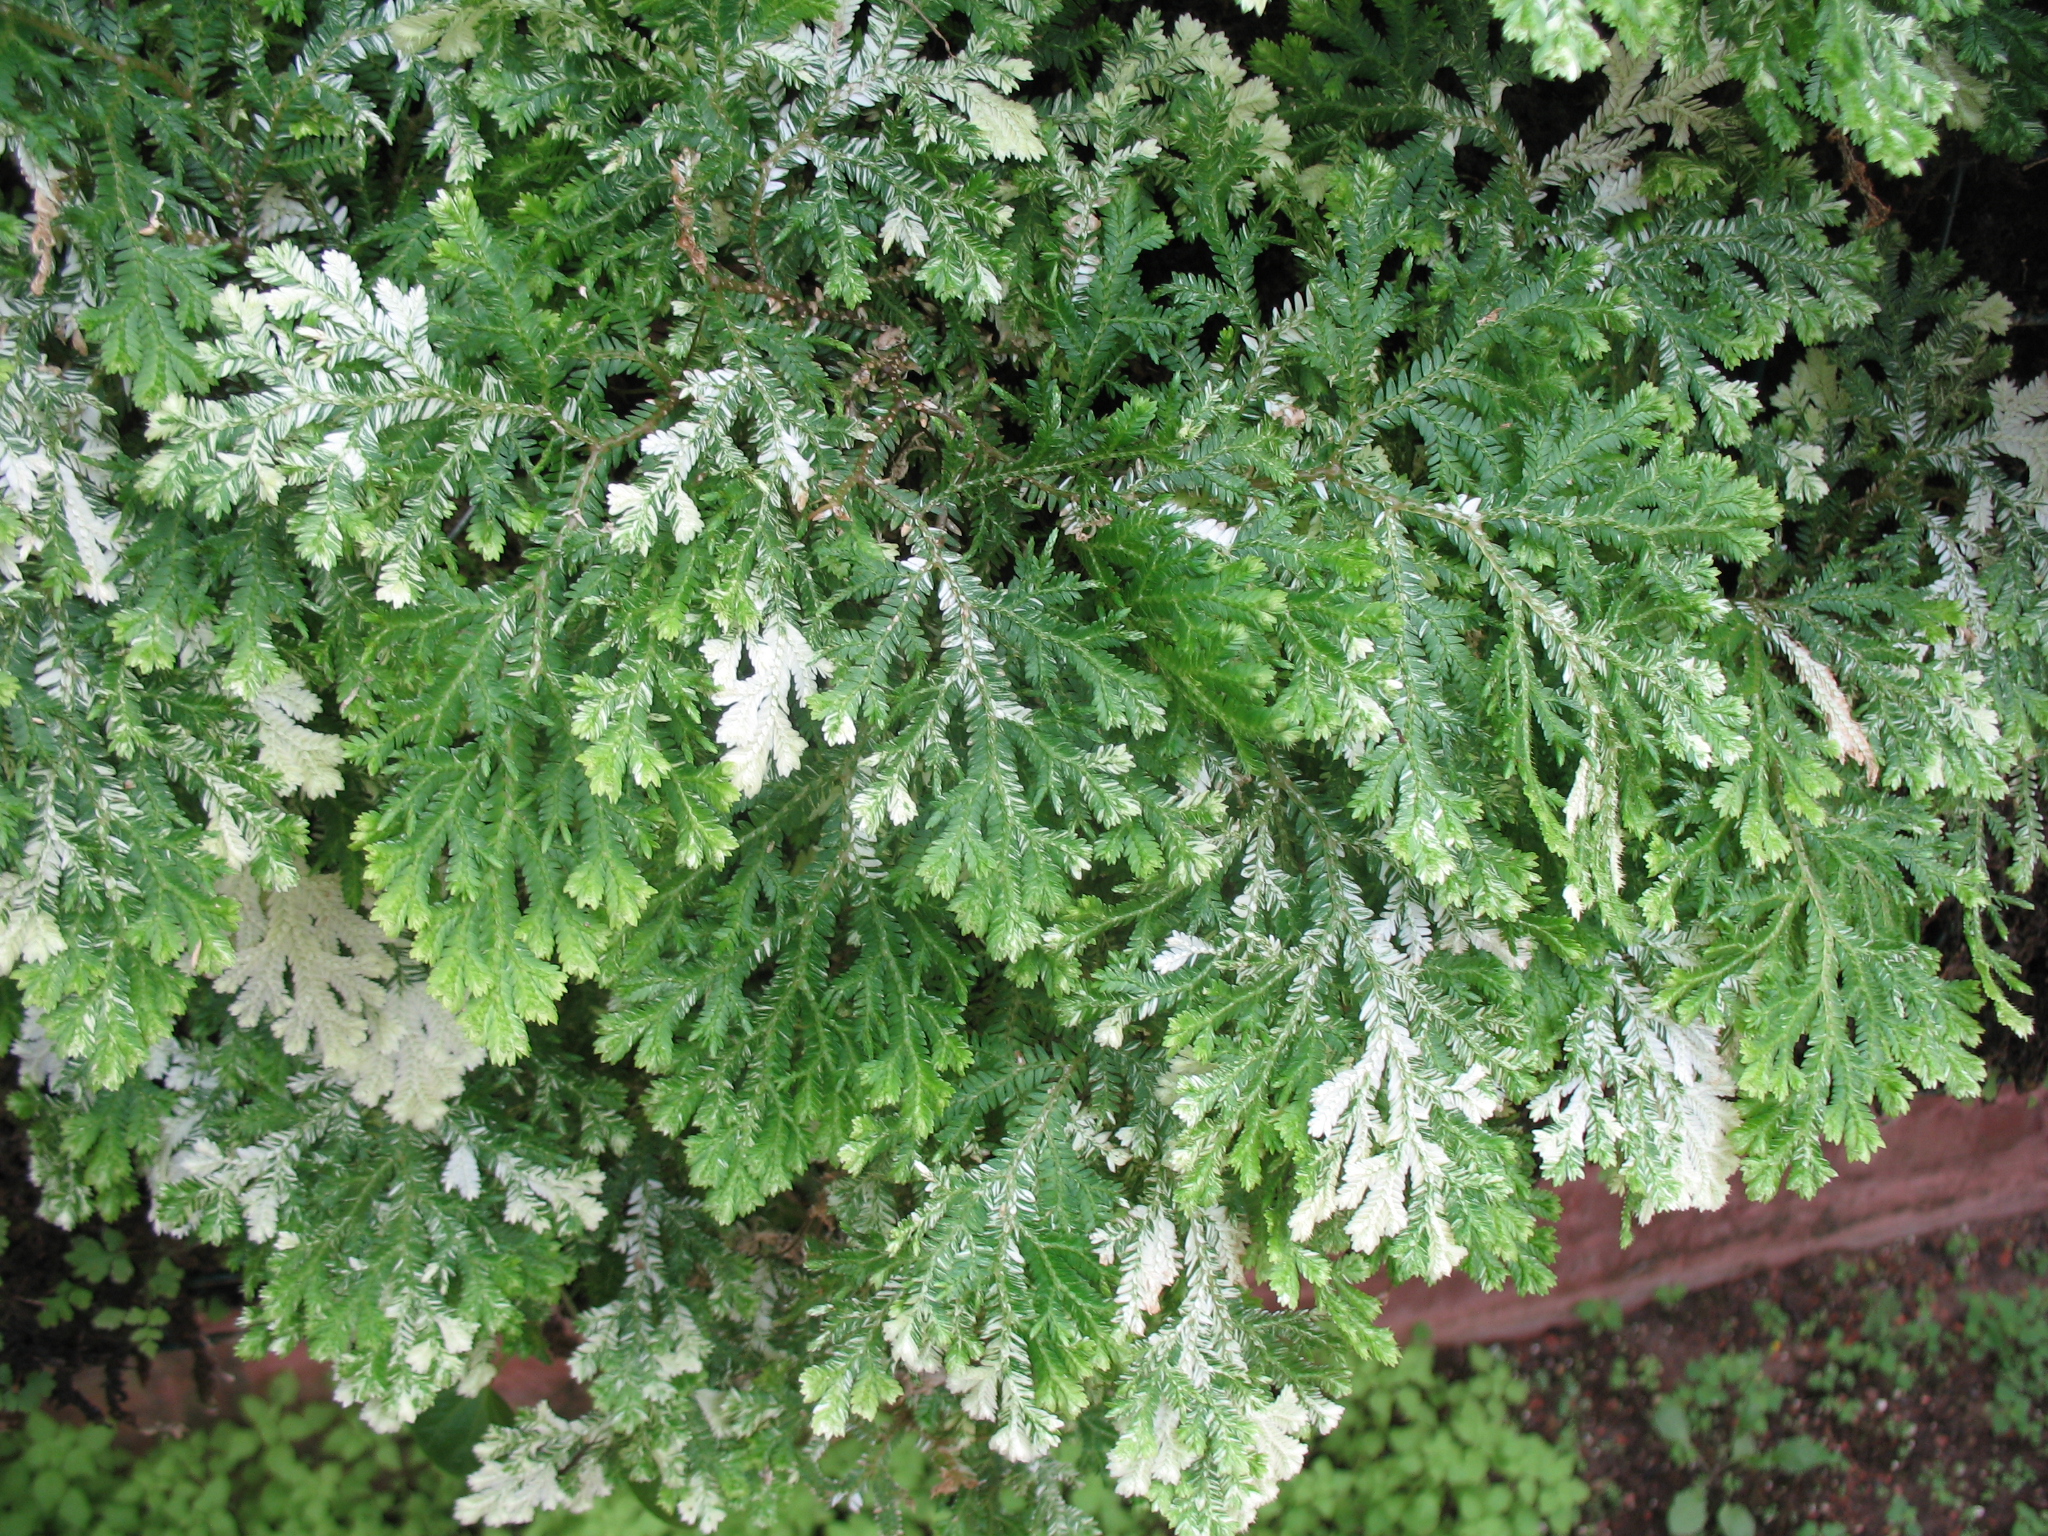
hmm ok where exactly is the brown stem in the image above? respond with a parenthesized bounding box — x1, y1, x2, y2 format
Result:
(1828, 128, 1893, 228)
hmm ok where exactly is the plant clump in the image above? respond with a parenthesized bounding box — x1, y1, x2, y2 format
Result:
(1, 0, 2046, 1531)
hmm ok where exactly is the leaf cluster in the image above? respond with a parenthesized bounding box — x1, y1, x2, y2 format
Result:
(1, 1, 2045, 1533)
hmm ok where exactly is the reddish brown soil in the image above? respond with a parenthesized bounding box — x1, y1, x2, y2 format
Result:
(1502, 1213, 2048, 1536)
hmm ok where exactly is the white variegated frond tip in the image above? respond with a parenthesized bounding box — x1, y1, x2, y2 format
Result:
(214, 873, 480, 1128)
(0, 871, 66, 973)
(1430, 898, 1534, 971)
(1069, 1105, 1134, 1171)
(936, 1336, 1061, 1465)
(9, 1007, 67, 1093)
(456, 1406, 614, 1527)
(958, 82, 1047, 161)
(989, 1413, 1062, 1467)
(249, 670, 347, 798)
(1107, 1206, 1327, 1532)
(213, 872, 395, 1050)
(495, 1151, 607, 1234)
(945, 1358, 1003, 1419)
(1529, 964, 1737, 1219)
(1588, 165, 1646, 215)
(1097, 1204, 1181, 1334)
(880, 205, 929, 255)
(441, 1141, 482, 1201)
(1990, 374, 2048, 485)
(203, 803, 260, 874)
(1152, 931, 1217, 973)
(1107, 1400, 1198, 1500)
(1782, 441, 1829, 503)
(621, 428, 703, 553)
(359, 982, 484, 1129)
(1747, 612, 1878, 786)
(58, 475, 121, 603)
(1290, 964, 1495, 1279)
(0, 366, 125, 603)
(704, 620, 832, 796)
(1561, 756, 1597, 835)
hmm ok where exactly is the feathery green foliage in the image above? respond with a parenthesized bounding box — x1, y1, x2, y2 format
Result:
(2, 0, 2045, 1532)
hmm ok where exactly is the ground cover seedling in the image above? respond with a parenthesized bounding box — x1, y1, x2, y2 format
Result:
(1255, 1338, 1589, 1536)
(1648, 1352, 1842, 1536)
(1508, 1214, 2048, 1535)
